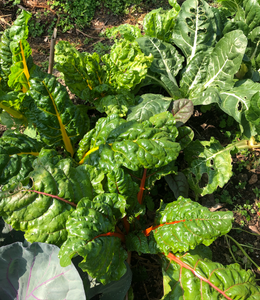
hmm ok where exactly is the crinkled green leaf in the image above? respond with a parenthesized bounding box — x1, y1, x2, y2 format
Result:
(0, 29, 12, 81)
(172, 0, 217, 62)
(55, 41, 104, 102)
(0, 130, 43, 186)
(184, 137, 234, 197)
(8, 39, 32, 92)
(95, 93, 135, 117)
(76, 114, 126, 161)
(143, 6, 180, 42)
(106, 24, 142, 41)
(0, 158, 93, 246)
(137, 37, 184, 89)
(127, 94, 172, 122)
(9, 10, 31, 43)
(171, 99, 193, 127)
(181, 30, 247, 97)
(59, 196, 127, 285)
(245, 91, 260, 134)
(24, 74, 89, 156)
(165, 172, 189, 199)
(162, 249, 260, 299)
(125, 231, 150, 255)
(102, 40, 153, 91)
(78, 113, 180, 172)
(176, 126, 194, 150)
(131, 160, 178, 189)
(149, 197, 233, 254)
(106, 168, 139, 210)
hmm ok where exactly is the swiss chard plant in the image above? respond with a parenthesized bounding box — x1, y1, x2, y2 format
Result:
(0, 2, 260, 300)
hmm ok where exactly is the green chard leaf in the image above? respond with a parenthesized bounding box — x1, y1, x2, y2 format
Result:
(102, 40, 153, 91)
(0, 29, 12, 81)
(143, 6, 180, 42)
(77, 112, 180, 172)
(0, 157, 94, 246)
(172, 0, 217, 62)
(147, 197, 233, 254)
(95, 92, 136, 117)
(59, 195, 127, 285)
(24, 74, 89, 156)
(0, 130, 43, 186)
(137, 37, 184, 97)
(162, 249, 260, 299)
(127, 93, 172, 123)
(184, 137, 234, 197)
(181, 30, 247, 99)
(55, 41, 104, 102)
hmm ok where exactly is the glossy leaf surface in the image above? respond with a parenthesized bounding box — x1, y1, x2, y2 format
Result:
(78, 113, 180, 172)
(172, 0, 217, 61)
(25, 74, 89, 156)
(143, 6, 180, 42)
(148, 197, 233, 254)
(162, 249, 260, 299)
(59, 195, 127, 285)
(184, 138, 233, 196)
(0, 157, 93, 246)
(127, 93, 172, 122)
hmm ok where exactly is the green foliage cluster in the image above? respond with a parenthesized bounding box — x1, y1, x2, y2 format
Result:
(1, 0, 260, 299)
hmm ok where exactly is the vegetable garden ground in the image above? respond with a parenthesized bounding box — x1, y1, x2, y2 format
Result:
(0, 0, 260, 299)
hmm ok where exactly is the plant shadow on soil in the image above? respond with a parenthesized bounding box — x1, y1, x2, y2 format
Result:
(0, 1, 259, 299)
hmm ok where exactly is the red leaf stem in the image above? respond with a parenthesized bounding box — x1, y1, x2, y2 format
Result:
(143, 220, 185, 236)
(94, 231, 125, 243)
(166, 252, 233, 300)
(137, 168, 147, 205)
(23, 189, 77, 207)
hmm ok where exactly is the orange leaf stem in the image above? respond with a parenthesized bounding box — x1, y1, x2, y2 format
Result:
(143, 220, 185, 236)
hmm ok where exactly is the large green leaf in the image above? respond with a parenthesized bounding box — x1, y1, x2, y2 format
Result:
(137, 37, 184, 89)
(0, 29, 12, 81)
(162, 249, 260, 299)
(181, 30, 247, 98)
(0, 157, 93, 246)
(148, 197, 233, 254)
(55, 41, 104, 102)
(24, 74, 89, 156)
(106, 168, 139, 211)
(95, 92, 136, 117)
(184, 137, 234, 197)
(59, 195, 127, 285)
(127, 94, 172, 122)
(0, 242, 86, 300)
(77, 113, 180, 172)
(0, 131, 43, 186)
(102, 40, 153, 91)
(172, 0, 217, 62)
(143, 6, 180, 42)
(245, 91, 260, 135)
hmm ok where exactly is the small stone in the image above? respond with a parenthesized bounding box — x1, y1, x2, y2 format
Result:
(249, 174, 258, 185)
